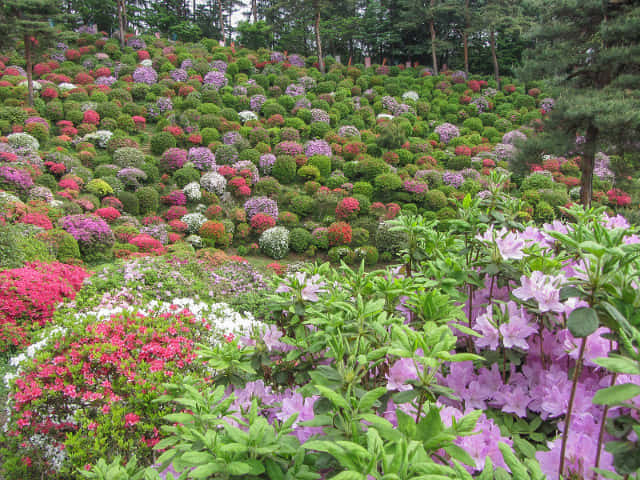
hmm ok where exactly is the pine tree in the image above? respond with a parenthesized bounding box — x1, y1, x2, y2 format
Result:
(0, 0, 62, 107)
(519, 0, 640, 206)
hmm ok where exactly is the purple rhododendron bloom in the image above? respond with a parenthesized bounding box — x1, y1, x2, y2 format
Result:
(275, 393, 321, 442)
(386, 357, 419, 391)
(513, 271, 565, 313)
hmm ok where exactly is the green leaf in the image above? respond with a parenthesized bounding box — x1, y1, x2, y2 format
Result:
(358, 387, 387, 412)
(265, 459, 285, 480)
(181, 451, 215, 466)
(567, 307, 599, 338)
(578, 241, 607, 257)
(330, 472, 365, 480)
(593, 356, 640, 374)
(593, 384, 640, 405)
(190, 463, 220, 478)
(316, 385, 350, 409)
(227, 462, 252, 475)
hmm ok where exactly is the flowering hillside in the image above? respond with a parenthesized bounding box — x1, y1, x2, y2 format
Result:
(0, 27, 639, 480)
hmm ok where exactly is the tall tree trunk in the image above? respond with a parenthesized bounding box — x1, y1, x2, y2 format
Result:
(580, 125, 599, 207)
(490, 29, 499, 89)
(193, 0, 197, 20)
(429, 0, 438, 75)
(314, 4, 325, 73)
(463, 0, 469, 76)
(252, 0, 258, 23)
(24, 35, 34, 107)
(218, 0, 225, 43)
(117, 0, 125, 48)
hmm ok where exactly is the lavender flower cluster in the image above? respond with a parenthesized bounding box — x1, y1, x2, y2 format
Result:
(270, 52, 285, 63)
(170, 68, 188, 82)
(502, 130, 527, 145)
(540, 97, 555, 112)
(434, 123, 460, 144)
(493, 143, 517, 162)
(288, 54, 305, 67)
(594, 152, 615, 180)
(126, 37, 146, 50)
(203, 71, 228, 90)
(148, 97, 173, 118)
(132, 67, 158, 85)
(60, 214, 114, 246)
(140, 223, 169, 245)
(244, 196, 279, 220)
(94, 76, 117, 87)
(305, 139, 332, 157)
(337, 125, 360, 138)
(211, 60, 228, 73)
(259, 154, 276, 175)
(188, 147, 216, 171)
(285, 84, 305, 97)
(250, 94, 267, 112)
(310, 108, 330, 124)
(442, 170, 464, 188)
(471, 96, 490, 114)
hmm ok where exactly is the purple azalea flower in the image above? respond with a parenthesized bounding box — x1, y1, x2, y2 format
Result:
(386, 357, 419, 391)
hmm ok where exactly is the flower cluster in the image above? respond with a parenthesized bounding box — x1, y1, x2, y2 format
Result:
(434, 122, 460, 144)
(244, 196, 279, 220)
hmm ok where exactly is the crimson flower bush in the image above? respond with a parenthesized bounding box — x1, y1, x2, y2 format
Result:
(0, 261, 90, 352)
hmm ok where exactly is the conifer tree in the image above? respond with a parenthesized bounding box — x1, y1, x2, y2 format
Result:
(519, 0, 640, 206)
(0, 0, 62, 107)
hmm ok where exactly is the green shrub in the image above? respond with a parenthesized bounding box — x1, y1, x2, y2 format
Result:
(272, 155, 297, 184)
(297, 165, 321, 181)
(423, 189, 448, 211)
(135, 186, 159, 215)
(289, 194, 315, 217)
(86, 179, 114, 198)
(521, 173, 554, 191)
(289, 227, 312, 253)
(373, 172, 402, 201)
(173, 166, 201, 188)
(35, 228, 81, 262)
(150, 132, 177, 155)
(375, 221, 406, 255)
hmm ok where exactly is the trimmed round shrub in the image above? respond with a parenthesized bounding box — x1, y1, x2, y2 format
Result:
(259, 226, 289, 259)
(289, 194, 315, 218)
(289, 227, 312, 253)
(308, 155, 332, 178)
(150, 131, 177, 155)
(117, 191, 139, 215)
(35, 228, 81, 262)
(521, 172, 554, 191)
(135, 186, 160, 215)
(423, 189, 448, 211)
(374, 173, 403, 201)
(173, 165, 201, 188)
(272, 155, 297, 184)
(375, 221, 406, 255)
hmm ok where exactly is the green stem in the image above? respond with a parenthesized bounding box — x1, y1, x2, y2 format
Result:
(559, 336, 588, 478)
(594, 373, 617, 479)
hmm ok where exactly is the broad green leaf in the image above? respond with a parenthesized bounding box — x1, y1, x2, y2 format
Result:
(593, 384, 640, 405)
(358, 387, 387, 412)
(593, 356, 640, 374)
(316, 385, 350, 409)
(567, 307, 599, 338)
(330, 472, 365, 480)
(227, 462, 252, 476)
